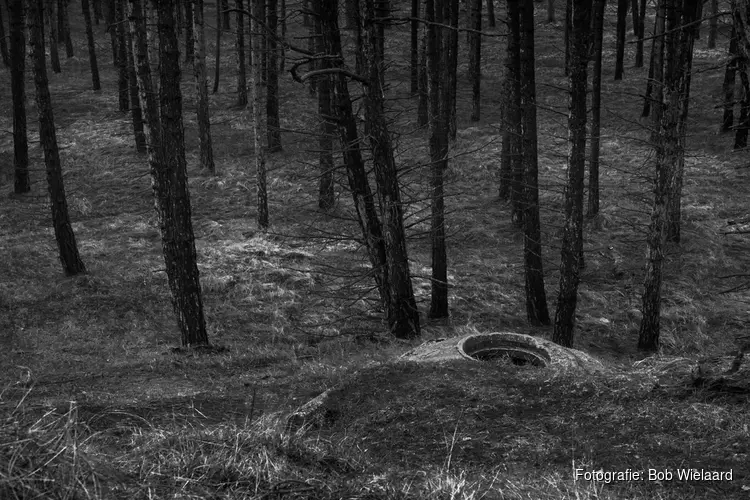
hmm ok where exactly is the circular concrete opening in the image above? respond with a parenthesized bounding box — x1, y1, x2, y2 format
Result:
(458, 333, 551, 367)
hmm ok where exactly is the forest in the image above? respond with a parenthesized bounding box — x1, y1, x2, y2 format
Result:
(0, 0, 748, 497)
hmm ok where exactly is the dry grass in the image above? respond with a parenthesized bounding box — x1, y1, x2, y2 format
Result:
(0, 1, 749, 498)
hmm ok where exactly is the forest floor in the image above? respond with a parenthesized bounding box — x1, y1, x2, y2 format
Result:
(1, 2, 749, 499)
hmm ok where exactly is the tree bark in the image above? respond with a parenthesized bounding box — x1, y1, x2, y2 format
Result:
(184, 0, 194, 64)
(547, 0, 555, 22)
(313, 0, 335, 210)
(320, 0, 391, 319)
(116, 0, 129, 111)
(235, 0, 248, 105)
(267, 0, 282, 151)
(427, 0, 449, 318)
(410, 0, 419, 94)
(250, 0, 269, 228)
(639, 0, 696, 350)
(193, 0, 215, 173)
(28, 0, 86, 276)
(82, 0, 101, 90)
(46, 0, 61, 73)
(59, 0, 74, 57)
(614, 0, 627, 80)
(553, 0, 592, 347)
(520, 0, 551, 325)
(126, 26, 146, 152)
(469, 0, 482, 121)
(507, 0, 524, 225)
(643, 0, 666, 118)
(213, 0, 221, 93)
(588, 0, 605, 217)
(708, 0, 718, 49)
(361, 0, 422, 336)
(0, 0, 9, 67)
(487, 0, 496, 27)
(221, 0, 230, 30)
(10, 0, 30, 193)
(635, 0, 646, 67)
(447, 0, 458, 139)
(564, 0, 571, 74)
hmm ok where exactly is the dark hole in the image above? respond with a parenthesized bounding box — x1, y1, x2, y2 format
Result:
(470, 348, 546, 367)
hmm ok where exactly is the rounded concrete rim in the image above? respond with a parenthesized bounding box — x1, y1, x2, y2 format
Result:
(457, 333, 551, 366)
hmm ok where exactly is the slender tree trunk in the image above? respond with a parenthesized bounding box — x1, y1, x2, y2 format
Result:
(235, 0, 248, 105)
(116, 0, 129, 111)
(257, 0, 266, 83)
(0, 1, 9, 67)
(723, 25, 738, 132)
(94, 0, 102, 24)
(267, 0, 281, 151)
(614, 0, 627, 80)
(280, 0, 286, 72)
(417, 29, 429, 126)
(448, 0, 458, 139)
(82, 0, 101, 90)
(47, 0, 61, 73)
(10, 0, 30, 193)
(410, 0, 419, 94)
(554, 0, 592, 347)
(643, 0, 666, 118)
(361, 0, 422, 336)
(59, 0, 74, 57)
(520, 0, 550, 325)
(314, 0, 335, 210)
(126, 27, 146, 152)
(250, 0, 269, 228)
(320, 0, 391, 316)
(564, 0, 571, 74)
(106, 0, 117, 65)
(213, 0, 221, 93)
(507, 0, 524, 225)
(667, 0, 699, 242)
(547, 0, 555, 22)
(222, 0, 230, 29)
(28, 0, 86, 276)
(184, 0, 194, 64)
(635, 0, 646, 66)
(639, 0, 696, 350)
(487, 0, 496, 26)
(733, 1, 750, 148)
(588, 0, 605, 217)
(427, 0, 449, 318)
(469, 0, 482, 121)
(708, 0, 718, 49)
(193, 0, 215, 173)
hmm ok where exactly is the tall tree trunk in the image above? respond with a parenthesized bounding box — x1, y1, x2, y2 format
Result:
(28, 0, 86, 276)
(82, 0, 101, 90)
(10, 0, 30, 193)
(320, 0, 391, 318)
(732, 0, 750, 148)
(469, 0, 482, 121)
(520, 0, 551, 325)
(564, 0, 571, 74)
(639, 0, 696, 350)
(361, 0, 422, 336)
(126, 26, 146, 152)
(722, 25, 738, 132)
(235, 0, 248, 105)
(667, 0, 699, 242)
(427, 0, 449, 318)
(257, 0, 266, 84)
(46, 0, 61, 73)
(635, 0, 646, 67)
(553, 0, 592, 347)
(193, 0, 215, 173)
(487, 0, 496, 27)
(314, 0, 335, 210)
(93, 0, 101, 23)
(643, 0, 666, 118)
(614, 0, 627, 80)
(130, 0, 209, 347)
(588, 0, 605, 217)
(417, 29, 429, 126)
(547, 0, 555, 22)
(267, 0, 281, 151)
(507, 0, 524, 225)
(250, 0, 269, 228)
(410, 0, 419, 94)
(708, 0, 718, 48)
(213, 0, 221, 93)
(279, 0, 286, 72)
(221, 0, 230, 29)
(59, 0, 74, 57)
(0, 1, 9, 67)
(448, 0, 458, 139)
(116, 0, 129, 111)
(106, 0, 117, 65)
(184, 0, 194, 64)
